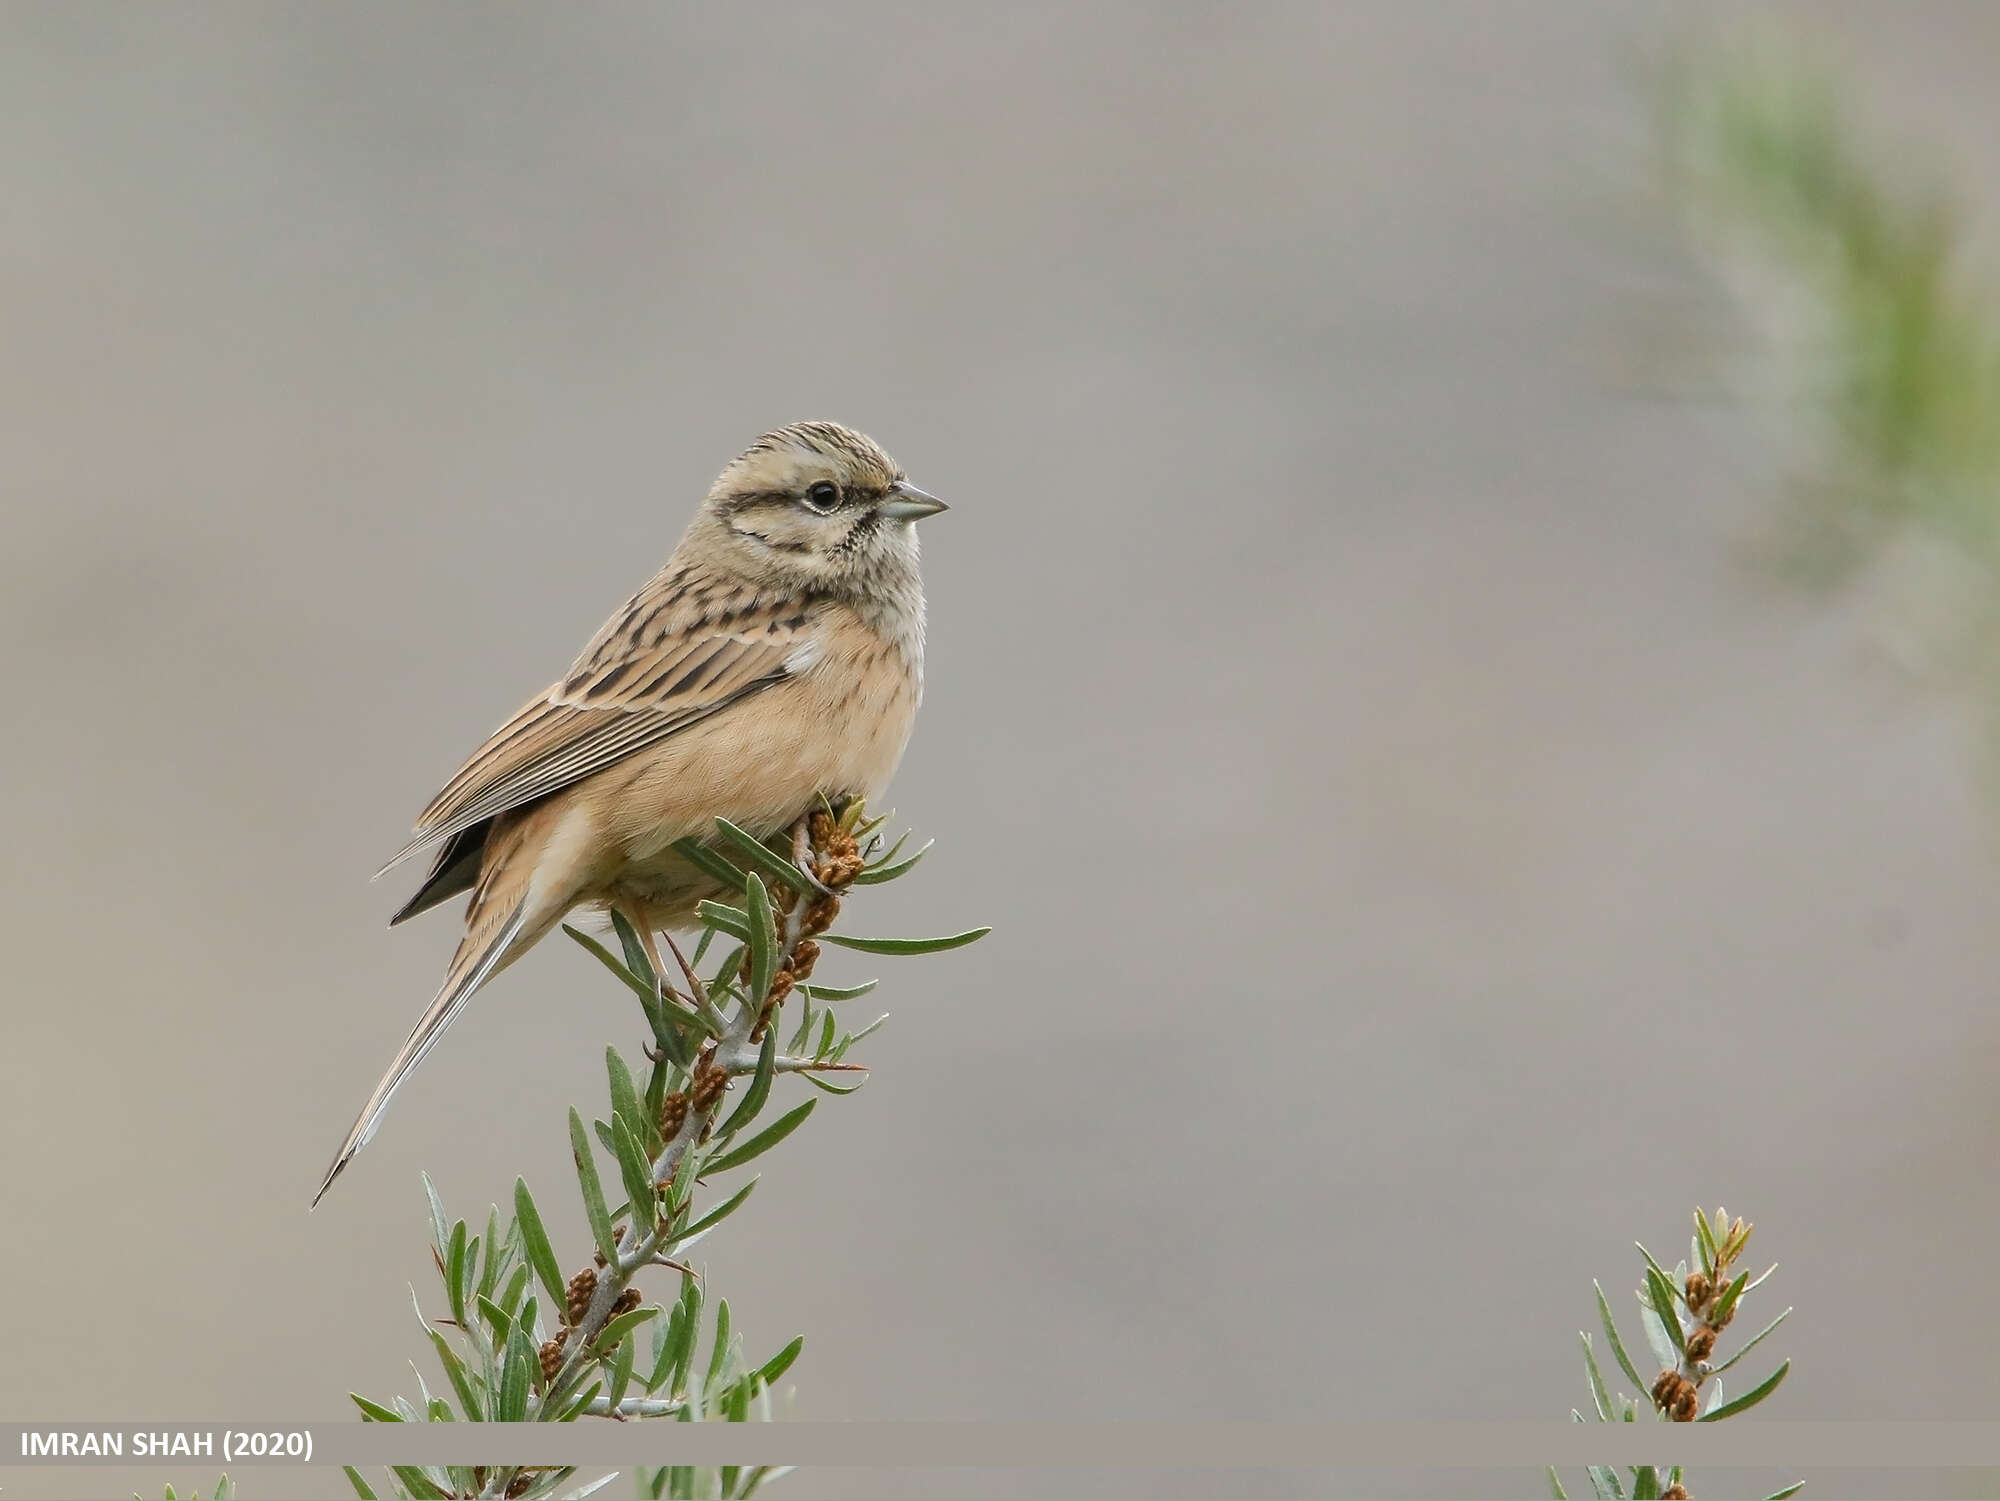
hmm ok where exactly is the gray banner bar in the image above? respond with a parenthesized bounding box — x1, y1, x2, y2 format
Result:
(4, 1421, 1999, 1469)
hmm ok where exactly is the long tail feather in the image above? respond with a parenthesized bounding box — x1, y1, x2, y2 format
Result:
(313, 894, 530, 1207)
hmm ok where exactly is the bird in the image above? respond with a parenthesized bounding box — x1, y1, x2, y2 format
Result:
(313, 421, 947, 1206)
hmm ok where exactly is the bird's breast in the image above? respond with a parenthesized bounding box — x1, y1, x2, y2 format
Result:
(596, 610, 921, 875)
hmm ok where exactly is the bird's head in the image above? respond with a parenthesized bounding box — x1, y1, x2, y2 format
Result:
(697, 421, 947, 592)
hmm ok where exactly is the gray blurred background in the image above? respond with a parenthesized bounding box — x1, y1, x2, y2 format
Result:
(5, 3, 2000, 1498)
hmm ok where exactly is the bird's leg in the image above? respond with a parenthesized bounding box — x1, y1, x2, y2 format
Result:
(792, 813, 835, 897)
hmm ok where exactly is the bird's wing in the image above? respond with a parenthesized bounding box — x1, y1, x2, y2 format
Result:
(378, 582, 821, 874)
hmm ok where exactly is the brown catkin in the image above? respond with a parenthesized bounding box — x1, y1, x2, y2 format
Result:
(1661, 1486, 1689, 1500)
(691, 1055, 728, 1112)
(658, 1090, 688, 1140)
(612, 1287, 642, 1317)
(819, 853, 865, 887)
(1685, 1326, 1717, 1363)
(539, 1332, 567, 1382)
(790, 939, 821, 979)
(1653, 1369, 1703, 1421)
(565, 1267, 597, 1327)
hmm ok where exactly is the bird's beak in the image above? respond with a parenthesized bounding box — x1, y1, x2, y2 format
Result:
(879, 481, 949, 522)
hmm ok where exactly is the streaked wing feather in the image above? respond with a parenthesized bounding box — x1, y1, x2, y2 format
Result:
(382, 590, 816, 870)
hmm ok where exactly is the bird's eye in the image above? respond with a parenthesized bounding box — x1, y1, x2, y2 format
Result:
(803, 480, 840, 513)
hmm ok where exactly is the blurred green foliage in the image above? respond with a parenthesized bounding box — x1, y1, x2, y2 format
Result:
(1660, 29, 2000, 717)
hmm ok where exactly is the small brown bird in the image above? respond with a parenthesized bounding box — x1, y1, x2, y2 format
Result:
(314, 421, 946, 1205)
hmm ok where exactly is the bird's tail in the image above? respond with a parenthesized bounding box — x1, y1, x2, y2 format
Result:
(313, 876, 536, 1207)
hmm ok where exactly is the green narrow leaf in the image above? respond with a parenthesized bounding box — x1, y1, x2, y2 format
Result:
(351, 1394, 402, 1422)
(1709, 1269, 1751, 1330)
(744, 873, 777, 1009)
(862, 826, 911, 866)
(597, 1303, 663, 1354)
(476, 1292, 514, 1348)
(569, 1108, 619, 1267)
(426, 1328, 484, 1421)
(696, 901, 754, 942)
(707, 1299, 733, 1392)
(1579, 1332, 1612, 1421)
(445, 1220, 470, 1327)
(1763, 1484, 1805, 1500)
(815, 1008, 836, 1058)
(712, 819, 812, 901)
(609, 909, 657, 989)
(477, 1206, 503, 1300)
(607, 1048, 649, 1147)
(1713, 1306, 1793, 1376)
(675, 1177, 758, 1243)
(651, 1302, 692, 1393)
(1547, 1468, 1569, 1501)
(606, 1318, 638, 1410)
(1634, 1242, 1674, 1289)
(422, 1174, 450, 1258)
(843, 1012, 888, 1047)
(758, 1335, 803, 1388)
(563, 924, 661, 1006)
(786, 994, 815, 1055)
(1643, 1268, 1686, 1354)
(613, 1114, 659, 1235)
(798, 979, 878, 1002)
(1636, 1298, 1675, 1372)
(673, 1280, 703, 1392)
(853, 838, 932, 884)
(343, 1467, 379, 1500)
(1595, 1281, 1647, 1392)
(1698, 1359, 1790, 1421)
(707, 1100, 816, 1175)
(514, 1178, 567, 1312)
(670, 836, 754, 893)
(707, 943, 744, 1002)
(718, 1029, 777, 1139)
(1693, 1209, 1719, 1277)
(819, 927, 991, 955)
(800, 1070, 866, 1095)
(1631, 1464, 1658, 1500)
(498, 1326, 536, 1419)
(556, 1380, 603, 1423)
